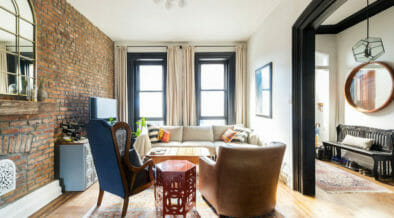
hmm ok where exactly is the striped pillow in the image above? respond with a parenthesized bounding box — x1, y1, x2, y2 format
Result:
(232, 127, 253, 143)
(221, 129, 237, 143)
(147, 125, 160, 144)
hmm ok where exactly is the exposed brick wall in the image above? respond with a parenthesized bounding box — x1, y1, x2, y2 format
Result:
(0, 114, 56, 205)
(0, 0, 114, 207)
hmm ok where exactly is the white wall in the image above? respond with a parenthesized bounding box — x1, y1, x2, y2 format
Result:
(336, 7, 394, 129)
(316, 35, 338, 141)
(247, 0, 311, 186)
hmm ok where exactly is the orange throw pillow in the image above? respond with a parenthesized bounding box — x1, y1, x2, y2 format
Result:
(157, 128, 164, 140)
(161, 130, 171, 143)
(221, 129, 237, 143)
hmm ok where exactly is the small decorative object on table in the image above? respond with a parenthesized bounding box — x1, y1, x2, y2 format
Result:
(155, 160, 196, 217)
(59, 121, 85, 143)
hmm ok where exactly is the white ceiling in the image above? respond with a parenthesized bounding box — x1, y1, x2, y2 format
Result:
(323, 0, 377, 25)
(66, 0, 280, 42)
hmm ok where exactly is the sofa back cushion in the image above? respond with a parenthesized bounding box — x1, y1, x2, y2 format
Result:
(161, 126, 183, 142)
(183, 126, 214, 141)
(213, 125, 234, 141)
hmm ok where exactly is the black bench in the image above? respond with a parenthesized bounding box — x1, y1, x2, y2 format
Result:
(323, 124, 393, 180)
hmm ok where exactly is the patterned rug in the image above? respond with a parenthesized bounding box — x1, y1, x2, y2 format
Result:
(316, 160, 392, 193)
(83, 188, 217, 218)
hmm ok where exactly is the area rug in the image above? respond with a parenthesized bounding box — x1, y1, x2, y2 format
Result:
(83, 188, 217, 218)
(316, 160, 392, 193)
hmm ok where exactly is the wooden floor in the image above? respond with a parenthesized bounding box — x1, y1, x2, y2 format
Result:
(31, 163, 394, 218)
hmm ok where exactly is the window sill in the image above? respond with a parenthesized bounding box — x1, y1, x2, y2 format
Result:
(0, 100, 56, 115)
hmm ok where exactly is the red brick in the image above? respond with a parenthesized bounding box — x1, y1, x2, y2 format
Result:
(0, 115, 19, 121)
(10, 121, 28, 127)
(20, 126, 34, 133)
(0, 121, 9, 128)
(1, 128, 18, 135)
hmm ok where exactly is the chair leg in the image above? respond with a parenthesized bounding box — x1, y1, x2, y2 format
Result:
(97, 189, 104, 207)
(121, 197, 129, 217)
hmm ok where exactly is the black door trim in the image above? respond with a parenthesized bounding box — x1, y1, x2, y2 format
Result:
(292, 0, 346, 196)
(317, 0, 394, 34)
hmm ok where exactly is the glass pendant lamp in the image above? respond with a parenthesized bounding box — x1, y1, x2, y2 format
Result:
(352, 0, 385, 63)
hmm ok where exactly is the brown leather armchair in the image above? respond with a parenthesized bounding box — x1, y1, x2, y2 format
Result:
(199, 142, 286, 217)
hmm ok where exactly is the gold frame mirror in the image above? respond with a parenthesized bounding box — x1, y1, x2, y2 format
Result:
(0, 0, 36, 97)
(344, 62, 394, 113)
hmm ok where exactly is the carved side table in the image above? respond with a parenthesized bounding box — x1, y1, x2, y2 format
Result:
(155, 160, 196, 218)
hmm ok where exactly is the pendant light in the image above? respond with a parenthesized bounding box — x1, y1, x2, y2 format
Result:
(352, 0, 385, 63)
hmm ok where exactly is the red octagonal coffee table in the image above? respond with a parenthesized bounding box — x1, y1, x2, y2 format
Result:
(155, 160, 197, 218)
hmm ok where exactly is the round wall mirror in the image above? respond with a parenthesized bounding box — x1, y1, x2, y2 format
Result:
(345, 62, 394, 113)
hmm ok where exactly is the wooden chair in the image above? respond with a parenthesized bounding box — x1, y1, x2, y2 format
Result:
(86, 120, 154, 217)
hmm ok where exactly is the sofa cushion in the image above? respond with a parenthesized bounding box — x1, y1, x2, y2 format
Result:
(183, 126, 214, 141)
(152, 142, 182, 147)
(342, 135, 374, 150)
(181, 141, 215, 148)
(228, 143, 259, 148)
(213, 125, 234, 141)
(248, 132, 262, 145)
(214, 141, 227, 147)
(161, 126, 183, 142)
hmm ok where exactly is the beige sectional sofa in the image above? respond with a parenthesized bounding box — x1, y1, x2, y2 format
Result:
(133, 125, 264, 157)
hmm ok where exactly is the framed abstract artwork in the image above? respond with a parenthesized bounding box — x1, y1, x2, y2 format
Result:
(255, 62, 272, 118)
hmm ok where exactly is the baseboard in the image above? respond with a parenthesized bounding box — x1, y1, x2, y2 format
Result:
(0, 180, 62, 218)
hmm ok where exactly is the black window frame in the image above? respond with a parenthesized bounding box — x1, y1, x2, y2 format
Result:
(127, 53, 167, 131)
(195, 52, 236, 126)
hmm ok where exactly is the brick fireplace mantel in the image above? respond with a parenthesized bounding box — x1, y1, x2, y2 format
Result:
(0, 100, 56, 116)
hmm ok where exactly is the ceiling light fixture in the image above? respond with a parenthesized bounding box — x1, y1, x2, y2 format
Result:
(352, 0, 385, 63)
(154, 0, 186, 9)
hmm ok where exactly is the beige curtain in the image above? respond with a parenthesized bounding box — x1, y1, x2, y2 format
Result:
(182, 46, 197, 126)
(115, 46, 128, 122)
(235, 44, 247, 125)
(0, 44, 7, 93)
(166, 46, 182, 125)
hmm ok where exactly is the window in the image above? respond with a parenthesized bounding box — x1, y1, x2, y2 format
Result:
(128, 53, 167, 130)
(195, 53, 235, 126)
(0, 0, 36, 97)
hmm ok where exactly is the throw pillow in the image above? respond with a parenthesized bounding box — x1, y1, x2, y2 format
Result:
(161, 130, 171, 143)
(158, 128, 164, 140)
(232, 127, 253, 143)
(147, 125, 160, 144)
(221, 129, 237, 143)
(128, 148, 142, 167)
(342, 135, 374, 150)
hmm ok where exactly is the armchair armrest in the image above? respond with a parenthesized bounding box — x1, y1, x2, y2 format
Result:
(124, 158, 154, 174)
(199, 156, 217, 205)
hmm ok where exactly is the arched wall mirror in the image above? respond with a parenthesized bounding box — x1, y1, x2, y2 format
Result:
(344, 62, 394, 113)
(0, 0, 36, 97)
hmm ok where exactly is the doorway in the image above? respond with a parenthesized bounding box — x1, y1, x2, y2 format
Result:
(292, 0, 394, 196)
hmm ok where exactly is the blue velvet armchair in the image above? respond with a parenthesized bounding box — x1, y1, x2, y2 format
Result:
(86, 120, 154, 217)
